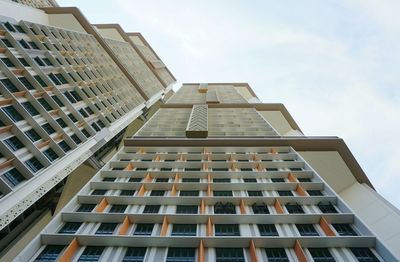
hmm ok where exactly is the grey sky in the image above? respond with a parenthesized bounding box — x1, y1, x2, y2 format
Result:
(58, 0, 400, 208)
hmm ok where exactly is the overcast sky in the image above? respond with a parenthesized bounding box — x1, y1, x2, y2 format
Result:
(58, 0, 400, 208)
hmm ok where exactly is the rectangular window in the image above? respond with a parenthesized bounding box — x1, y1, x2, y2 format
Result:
(25, 129, 41, 142)
(134, 224, 154, 235)
(318, 202, 338, 214)
(38, 98, 53, 111)
(19, 77, 35, 90)
(265, 248, 289, 262)
(277, 190, 293, 196)
(43, 148, 58, 161)
(135, 168, 147, 171)
(213, 178, 230, 183)
(216, 248, 244, 262)
(59, 222, 81, 234)
(332, 224, 357, 236)
(215, 224, 240, 236)
(109, 205, 127, 213)
(160, 167, 172, 171)
(350, 248, 379, 262)
(213, 168, 229, 171)
(4, 136, 24, 151)
(182, 178, 200, 182)
(156, 178, 169, 182)
(298, 177, 312, 182)
(56, 118, 67, 128)
(120, 190, 135, 196)
(22, 102, 39, 117)
(171, 224, 197, 236)
(166, 248, 195, 262)
(68, 113, 78, 122)
(214, 202, 236, 214)
(308, 248, 335, 262)
(296, 224, 319, 236)
(77, 204, 96, 212)
(213, 191, 232, 197)
(25, 157, 44, 173)
(258, 224, 278, 236)
(143, 205, 160, 213)
(185, 168, 201, 171)
(248, 191, 263, 197)
(150, 190, 165, 196)
(307, 190, 323, 196)
(266, 168, 278, 171)
(34, 75, 47, 87)
(58, 141, 71, 152)
(103, 177, 116, 182)
(285, 203, 304, 214)
(95, 223, 117, 235)
(71, 134, 82, 144)
(180, 191, 199, 197)
(252, 204, 269, 214)
(122, 247, 146, 262)
(41, 123, 55, 135)
(129, 177, 142, 182)
(78, 246, 104, 262)
(1, 78, 18, 92)
(290, 168, 303, 171)
(271, 178, 285, 183)
(243, 178, 257, 183)
(3, 106, 24, 122)
(35, 245, 65, 261)
(91, 189, 107, 195)
(1, 57, 15, 67)
(176, 205, 198, 214)
(241, 168, 253, 171)
(2, 168, 25, 187)
(52, 95, 64, 107)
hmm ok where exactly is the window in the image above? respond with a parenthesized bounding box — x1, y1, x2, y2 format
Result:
(258, 224, 278, 236)
(59, 222, 81, 234)
(34, 56, 45, 66)
(271, 178, 285, 183)
(109, 205, 127, 213)
(296, 224, 319, 236)
(252, 203, 269, 214)
(213, 178, 230, 183)
(135, 168, 147, 171)
(215, 224, 240, 236)
(77, 204, 96, 212)
(171, 224, 197, 236)
(82, 129, 91, 138)
(182, 178, 200, 182)
(25, 157, 44, 173)
(308, 190, 323, 196)
(38, 98, 53, 111)
(71, 134, 82, 144)
(35, 245, 65, 261)
(1, 57, 15, 67)
(156, 178, 169, 182)
(96, 223, 117, 235)
(52, 95, 64, 107)
(166, 248, 195, 262)
(160, 167, 172, 171)
(78, 246, 104, 262)
(213, 191, 232, 197)
(176, 205, 198, 214)
(25, 129, 41, 142)
(185, 168, 201, 171)
(216, 248, 245, 262)
(150, 190, 165, 196)
(34, 75, 47, 87)
(2, 168, 25, 187)
(42, 123, 55, 134)
(129, 177, 142, 182)
(243, 178, 257, 183)
(134, 224, 154, 235)
(1, 78, 18, 92)
(19, 39, 30, 49)
(265, 248, 289, 262)
(332, 224, 357, 236)
(278, 190, 293, 196)
(213, 168, 229, 171)
(103, 177, 116, 182)
(290, 168, 302, 171)
(143, 205, 160, 213)
(308, 248, 335, 262)
(248, 191, 263, 196)
(350, 248, 379, 262)
(214, 202, 236, 214)
(19, 77, 35, 90)
(298, 177, 312, 182)
(28, 41, 40, 49)
(68, 113, 78, 122)
(120, 190, 135, 196)
(285, 203, 304, 214)
(180, 191, 199, 197)
(122, 247, 146, 262)
(58, 141, 71, 152)
(318, 202, 338, 214)
(1, 38, 13, 48)
(266, 168, 278, 171)
(43, 148, 58, 161)
(3, 106, 24, 122)
(4, 136, 24, 151)
(56, 118, 67, 128)
(91, 189, 107, 195)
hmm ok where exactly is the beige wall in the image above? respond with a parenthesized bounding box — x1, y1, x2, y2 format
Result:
(48, 13, 86, 33)
(259, 111, 300, 136)
(96, 28, 125, 42)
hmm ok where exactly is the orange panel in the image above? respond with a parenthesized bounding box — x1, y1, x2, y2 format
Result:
(240, 199, 246, 214)
(119, 216, 131, 235)
(13, 91, 27, 97)
(124, 163, 134, 171)
(95, 198, 108, 212)
(274, 199, 284, 214)
(0, 98, 12, 106)
(145, 173, 152, 182)
(270, 148, 277, 154)
(202, 163, 207, 171)
(0, 158, 14, 170)
(319, 217, 336, 236)
(59, 238, 79, 262)
(160, 216, 169, 236)
(171, 185, 177, 196)
(257, 163, 264, 171)
(201, 200, 206, 214)
(0, 125, 13, 134)
(138, 185, 146, 196)
(154, 155, 160, 161)
(288, 172, 297, 182)
(207, 217, 213, 236)
(207, 173, 212, 183)
(294, 240, 307, 262)
(249, 240, 259, 262)
(296, 185, 307, 196)
(207, 184, 212, 197)
(174, 173, 179, 183)
(198, 240, 205, 262)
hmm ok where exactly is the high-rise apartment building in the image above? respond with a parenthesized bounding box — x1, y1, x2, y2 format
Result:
(15, 82, 400, 261)
(0, 0, 175, 258)
(2, 1, 400, 262)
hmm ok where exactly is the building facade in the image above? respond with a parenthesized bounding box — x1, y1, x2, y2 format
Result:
(0, 0, 175, 258)
(16, 83, 400, 261)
